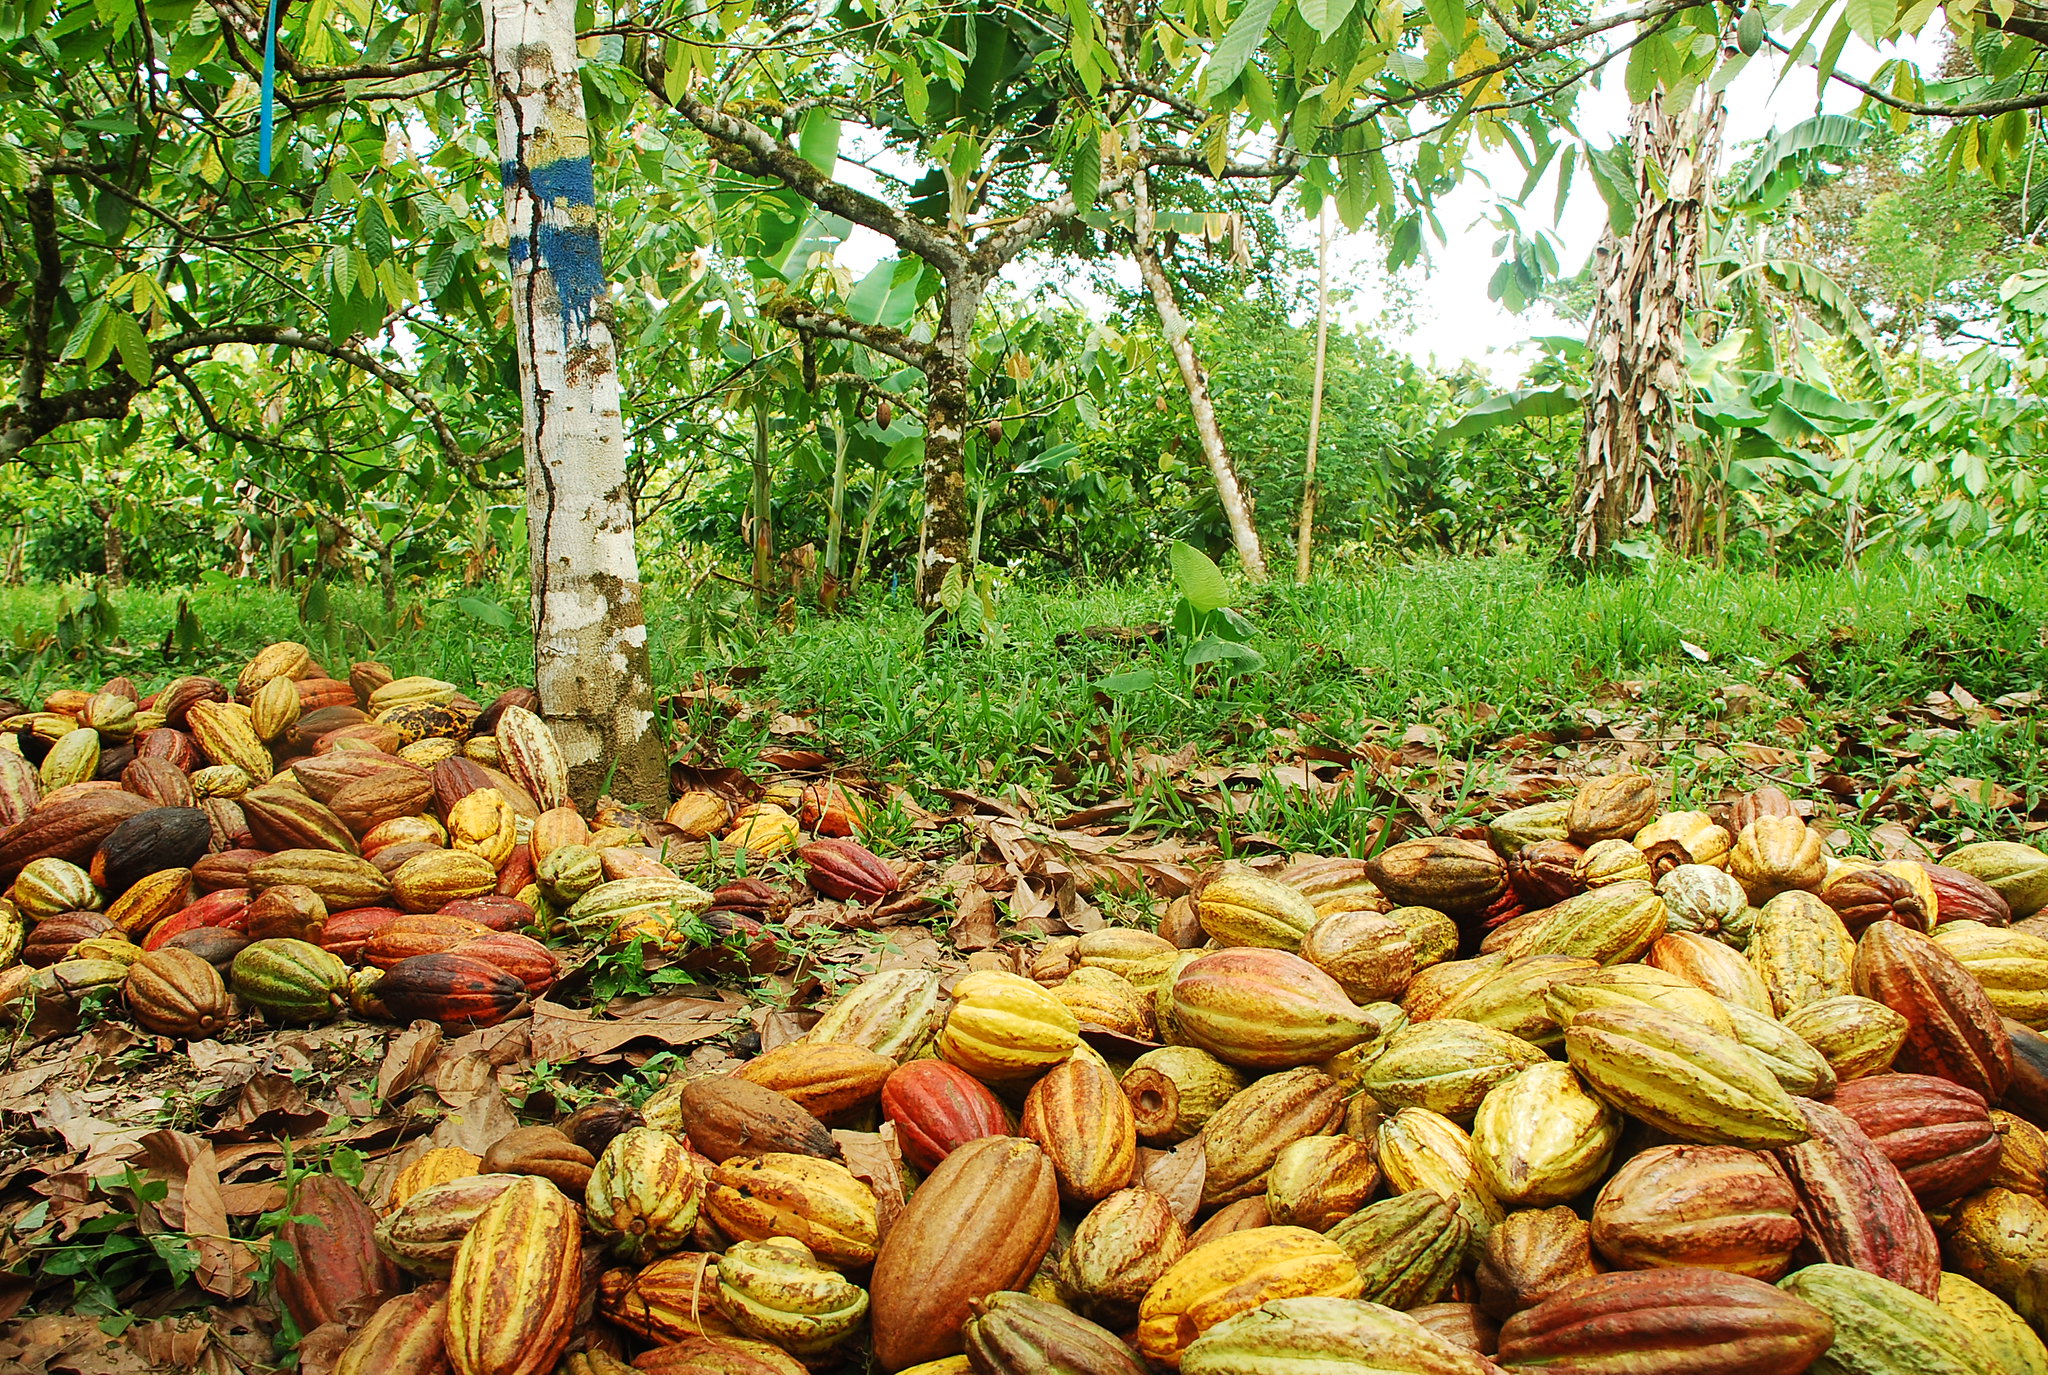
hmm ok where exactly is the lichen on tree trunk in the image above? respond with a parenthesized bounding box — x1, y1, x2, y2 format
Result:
(485, 0, 665, 810)
(915, 287, 978, 607)
(1570, 88, 1725, 564)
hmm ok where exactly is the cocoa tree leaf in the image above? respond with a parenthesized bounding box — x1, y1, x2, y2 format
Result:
(375, 1021, 442, 1105)
(948, 882, 998, 952)
(1137, 1138, 1206, 1226)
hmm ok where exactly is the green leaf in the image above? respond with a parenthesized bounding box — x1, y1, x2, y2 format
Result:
(1297, 0, 1359, 40)
(1844, 0, 1890, 43)
(1201, 0, 1282, 103)
(1096, 670, 1158, 694)
(106, 309, 152, 383)
(1423, 0, 1465, 45)
(1731, 114, 1874, 207)
(1169, 540, 1230, 613)
(1437, 385, 1585, 442)
(358, 199, 392, 266)
(937, 561, 967, 613)
(797, 108, 841, 175)
(1068, 142, 1100, 212)
(457, 596, 516, 628)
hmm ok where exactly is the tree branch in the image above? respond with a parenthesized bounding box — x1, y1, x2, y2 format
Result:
(763, 300, 932, 371)
(637, 68, 971, 276)
(21, 177, 62, 412)
(204, 0, 477, 87)
(1766, 33, 2048, 118)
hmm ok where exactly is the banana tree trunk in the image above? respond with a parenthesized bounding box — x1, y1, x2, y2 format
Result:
(1128, 173, 1267, 582)
(486, 0, 665, 809)
(1569, 88, 1725, 563)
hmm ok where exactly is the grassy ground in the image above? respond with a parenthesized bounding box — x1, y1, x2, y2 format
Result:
(5, 550, 2047, 849)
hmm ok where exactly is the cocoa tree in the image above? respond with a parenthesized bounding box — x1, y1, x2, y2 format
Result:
(484, 0, 666, 807)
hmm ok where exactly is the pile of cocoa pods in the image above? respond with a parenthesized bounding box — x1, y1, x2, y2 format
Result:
(0, 643, 897, 1038)
(8, 644, 2048, 1375)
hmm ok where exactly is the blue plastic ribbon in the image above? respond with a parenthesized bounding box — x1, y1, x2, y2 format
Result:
(258, 0, 280, 175)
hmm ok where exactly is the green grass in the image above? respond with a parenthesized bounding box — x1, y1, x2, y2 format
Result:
(6, 551, 2048, 851)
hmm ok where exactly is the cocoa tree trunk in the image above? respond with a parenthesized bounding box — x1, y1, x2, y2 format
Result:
(1569, 89, 1725, 563)
(1127, 173, 1267, 582)
(88, 499, 126, 587)
(486, 0, 665, 809)
(916, 284, 978, 606)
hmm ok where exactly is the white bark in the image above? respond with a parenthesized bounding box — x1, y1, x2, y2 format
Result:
(1295, 202, 1333, 584)
(486, 0, 665, 809)
(1127, 173, 1268, 582)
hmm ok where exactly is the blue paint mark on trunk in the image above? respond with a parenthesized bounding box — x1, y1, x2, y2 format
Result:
(503, 156, 605, 343)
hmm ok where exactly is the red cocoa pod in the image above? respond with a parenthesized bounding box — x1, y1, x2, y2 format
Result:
(142, 889, 252, 950)
(1767, 1098, 1941, 1299)
(1853, 919, 2011, 1104)
(441, 895, 534, 931)
(273, 1174, 401, 1332)
(881, 1058, 1010, 1172)
(320, 906, 405, 965)
(799, 838, 900, 904)
(1825, 1072, 2002, 1206)
(1495, 1268, 1834, 1375)
(495, 844, 536, 898)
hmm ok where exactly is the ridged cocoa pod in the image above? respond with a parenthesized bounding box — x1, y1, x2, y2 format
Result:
(1590, 1144, 1802, 1281)
(246, 883, 327, 943)
(961, 1291, 1144, 1375)
(444, 1175, 581, 1375)
(2007, 1018, 2048, 1124)
(334, 1285, 448, 1375)
(1474, 1206, 1600, 1320)
(1368, 836, 1508, 915)
(732, 1041, 894, 1123)
(1827, 1072, 2002, 1206)
(481, 1125, 596, 1196)
(1263, 1134, 1380, 1233)
(1497, 1268, 1834, 1375)
(1057, 1187, 1188, 1329)
(679, 1076, 842, 1163)
(1927, 862, 2012, 926)
(1120, 1047, 1245, 1145)
(274, 1173, 402, 1332)
(374, 1174, 522, 1277)
(1853, 919, 2012, 1104)
(1944, 1187, 2048, 1304)
(1325, 1190, 1470, 1309)
(1768, 1098, 1941, 1298)
(1567, 773, 1660, 845)
(1019, 1057, 1137, 1205)
(1197, 1066, 1345, 1208)
(1509, 839, 1587, 909)
(869, 1136, 1060, 1371)
(633, 1335, 806, 1375)
(597, 1253, 730, 1344)
(1406, 1303, 1500, 1358)
(1991, 1109, 2048, 1197)
(799, 837, 899, 903)
(584, 1127, 703, 1257)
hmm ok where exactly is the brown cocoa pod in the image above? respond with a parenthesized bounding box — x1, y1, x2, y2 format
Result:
(481, 1125, 596, 1196)
(1853, 919, 2012, 1104)
(678, 1076, 843, 1163)
(1475, 1206, 1601, 1320)
(1826, 1072, 2002, 1206)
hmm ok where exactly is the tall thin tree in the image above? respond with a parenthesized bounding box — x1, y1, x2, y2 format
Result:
(1295, 202, 1333, 584)
(485, 0, 666, 807)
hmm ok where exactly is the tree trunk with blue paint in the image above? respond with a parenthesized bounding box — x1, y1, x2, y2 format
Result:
(485, 0, 665, 809)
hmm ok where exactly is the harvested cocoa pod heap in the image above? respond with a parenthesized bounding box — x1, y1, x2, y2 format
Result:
(6, 644, 2048, 1374)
